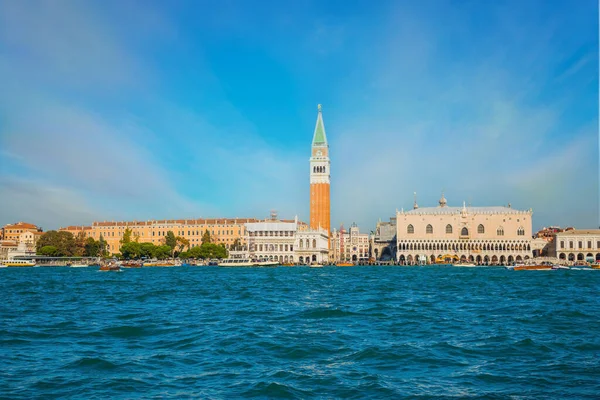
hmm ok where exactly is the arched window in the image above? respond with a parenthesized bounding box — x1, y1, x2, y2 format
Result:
(312, 239, 317, 248)
(446, 224, 452, 234)
(426, 224, 433, 234)
(497, 227, 504, 236)
(299, 240, 303, 248)
(461, 227, 468, 236)
(477, 224, 484, 234)
(517, 227, 525, 236)
(407, 224, 414, 234)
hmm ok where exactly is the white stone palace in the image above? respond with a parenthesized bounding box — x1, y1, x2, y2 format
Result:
(554, 229, 600, 263)
(396, 194, 533, 265)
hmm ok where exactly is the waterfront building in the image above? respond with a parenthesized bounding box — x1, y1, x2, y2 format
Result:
(372, 217, 397, 261)
(18, 231, 44, 252)
(554, 229, 600, 262)
(329, 223, 371, 263)
(246, 214, 300, 263)
(310, 104, 331, 237)
(295, 226, 329, 264)
(61, 218, 258, 255)
(396, 194, 533, 265)
(0, 240, 35, 261)
(1, 222, 42, 243)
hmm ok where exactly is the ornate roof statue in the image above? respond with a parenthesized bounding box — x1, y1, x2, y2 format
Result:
(439, 191, 447, 207)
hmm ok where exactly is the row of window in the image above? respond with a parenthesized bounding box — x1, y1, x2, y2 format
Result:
(313, 166, 326, 173)
(399, 242, 531, 252)
(249, 231, 294, 237)
(409, 224, 525, 236)
(559, 240, 600, 250)
(253, 244, 295, 252)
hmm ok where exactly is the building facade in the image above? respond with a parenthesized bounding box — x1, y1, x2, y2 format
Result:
(554, 230, 600, 262)
(246, 216, 298, 263)
(372, 217, 397, 260)
(310, 104, 331, 237)
(1, 222, 42, 242)
(330, 223, 371, 263)
(61, 218, 258, 255)
(396, 195, 533, 265)
(295, 227, 329, 264)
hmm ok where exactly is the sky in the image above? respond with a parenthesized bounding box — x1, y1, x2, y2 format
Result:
(0, 0, 598, 232)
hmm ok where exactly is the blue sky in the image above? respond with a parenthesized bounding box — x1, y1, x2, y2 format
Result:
(0, 0, 598, 232)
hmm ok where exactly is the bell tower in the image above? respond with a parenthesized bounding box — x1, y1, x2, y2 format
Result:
(310, 104, 331, 237)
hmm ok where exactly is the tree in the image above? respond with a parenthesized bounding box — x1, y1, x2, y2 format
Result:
(188, 246, 203, 259)
(231, 238, 242, 251)
(84, 237, 100, 257)
(120, 242, 142, 259)
(99, 234, 108, 257)
(74, 232, 87, 256)
(178, 251, 190, 260)
(120, 228, 133, 246)
(38, 245, 58, 256)
(176, 236, 190, 253)
(36, 231, 76, 256)
(164, 231, 177, 251)
(153, 245, 172, 260)
(201, 230, 212, 245)
(140, 242, 156, 258)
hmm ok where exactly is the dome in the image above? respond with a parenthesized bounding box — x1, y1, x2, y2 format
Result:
(439, 193, 447, 207)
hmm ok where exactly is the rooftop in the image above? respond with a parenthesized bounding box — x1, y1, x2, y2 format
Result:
(400, 206, 530, 215)
(555, 229, 600, 235)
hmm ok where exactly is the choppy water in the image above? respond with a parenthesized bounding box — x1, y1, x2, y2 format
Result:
(1, 266, 599, 399)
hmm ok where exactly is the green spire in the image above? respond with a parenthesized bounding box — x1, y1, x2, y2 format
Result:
(312, 104, 328, 146)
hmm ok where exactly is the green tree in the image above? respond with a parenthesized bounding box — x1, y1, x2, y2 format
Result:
(98, 234, 108, 258)
(201, 230, 212, 245)
(188, 246, 203, 259)
(120, 242, 142, 259)
(178, 251, 190, 260)
(36, 231, 76, 256)
(140, 242, 156, 258)
(164, 231, 177, 251)
(153, 245, 172, 260)
(84, 237, 100, 257)
(120, 228, 133, 246)
(38, 245, 58, 256)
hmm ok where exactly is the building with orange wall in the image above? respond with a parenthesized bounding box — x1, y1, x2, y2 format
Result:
(1, 222, 42, 242)
(309, 104, 331, 238)
(60, 218, 258, 255)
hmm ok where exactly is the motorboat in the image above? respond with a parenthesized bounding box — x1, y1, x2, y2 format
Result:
(507, 263, 553, 271)
(99, 261, 121, 272)
(336, 262, 354, 267)
(552, 265, 570, 270)
(121, 261, 142, 268)
(69, 263, 89, 268)
(309, 264, 324, 268)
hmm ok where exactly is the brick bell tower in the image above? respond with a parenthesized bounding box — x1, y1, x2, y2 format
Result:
(310, 104, 331, 238)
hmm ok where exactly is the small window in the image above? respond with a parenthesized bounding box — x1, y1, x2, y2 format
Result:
(477, 224, 484, 234)
(517, 227, 525, 236)
(560, 241, 564, 249)
(446, 224, 452, 234)
(461, 227, 469, 236)
(497, 227, 504, 236)
(426, 224, 433, 234)
(588, 241, 592, 249)
(578, 241, 583, 249)
(407, 225, 414, 234)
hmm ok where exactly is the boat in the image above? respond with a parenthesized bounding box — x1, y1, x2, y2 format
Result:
(336, 262, 354, 267)
(507, 263, 553, 271)
(99, 261, 121, 272)
(281, 263, 295, 267)
(2, 260, 36, 267)
(69, 263, 89, 268)
(218, 259, 257, 267)
(309, 264, 324, 268)
(256, 259, 279, 267)
(143, 261, 176, 267)
(453, 262, 478, 267)
(591, 264, 600, 269)
(552, 265, 570, 270)
(121, 261, 142, 268)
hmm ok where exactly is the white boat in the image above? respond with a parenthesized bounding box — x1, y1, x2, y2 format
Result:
(218, 259, 257, 267)
(309, 264, 324, 268)
(453, 263, 478, 267)
(2, 260, 36, 267)
(69, 264, 89, 268)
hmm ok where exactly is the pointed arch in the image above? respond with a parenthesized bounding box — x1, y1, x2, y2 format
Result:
(477, 224, 485, 234)
(446, 224, 453, 234)
(426, 224, 433, 234)
(407, 224, 414, 234)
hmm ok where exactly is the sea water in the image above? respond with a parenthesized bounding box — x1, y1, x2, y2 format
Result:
(1, 266, 599, 399)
